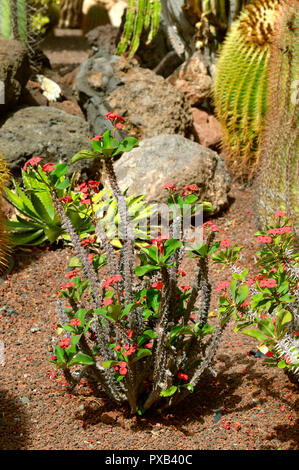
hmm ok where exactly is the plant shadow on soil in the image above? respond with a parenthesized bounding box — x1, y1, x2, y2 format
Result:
(71, 354, 298, 447)
(0, 389, 30, 450)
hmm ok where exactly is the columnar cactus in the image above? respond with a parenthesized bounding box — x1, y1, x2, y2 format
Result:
(116, 0, 250, 60)
(0, 155, 12, 275)
(213, 0, 284, 179)
(255, 0, 299, 240)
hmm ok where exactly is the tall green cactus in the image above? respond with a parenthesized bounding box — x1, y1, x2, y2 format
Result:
(116, 0, 250, 59)
(213, 0, 285, 179)
(0, 0, 27, 44)
(0, 155, 12, 275)
(255, 0, 299, 239)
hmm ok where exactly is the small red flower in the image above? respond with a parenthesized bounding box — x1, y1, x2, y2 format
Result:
(70, 318, 81, 327)
(23, 156, 43, 171)
(59, 337, 71, 349)
(181, 285, 191, 291)
(177, 372, 188, 381)
(274, 211, 286, 218)
(102, 275, 122, 289)
(80, 237, 95, 247)
(116, 122, 123, 130)
(265, 350, 274, 358)
(216, 281, 230, 292)
(42, 163, 56, 173)
(144, 342, 153, 349)
(66, 269, 79, 279)
(163, 182, 177, 191)
(59, 196, 73, 204)
(128, 329, 134, 339)
(220, 238, 231, 248)
(260, 278, 276, 288)
(152, 281, 164, 290)
(119, 367, 128, 375)
(80, 198, 92, 205)
(183, 184, 199, 193)
(59, 281, 76, 291)
(50, 355, 57, 361)
(104, 112, 125, 123)
(210, 224, 219, 232)
(257, 235, 272, 244)
(102, 298, 113, 306)
(178, 269, 186, 277)
(91, 135, 102, 142)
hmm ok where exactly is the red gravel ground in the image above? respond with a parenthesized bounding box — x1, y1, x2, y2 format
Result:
(0, 183, 298, 451)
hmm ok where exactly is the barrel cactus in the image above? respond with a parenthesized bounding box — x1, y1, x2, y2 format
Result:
(213, 0, 284, 179)
(0, 155, 12, 275)
(255, 0, 299, 239)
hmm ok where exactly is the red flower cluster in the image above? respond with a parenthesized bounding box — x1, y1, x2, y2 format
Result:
(42, 163, 56, 173)
(177, 372, 188, 381)
(65, 269, 79, 279)
(59, 337, 71, 349)
(257, 235, 272, 244)
(59, 196, 73, 204)
(113, 361, 128, 375)
(216, 281, 230, 292)
(23, 156, 43, 171)
(259, 278, 277, 288)
(80, 237, 95, 247)
(59, 281, 76, 291)
(102, 298, 113, 306)
(267, 226, 292, 236)
(152, 281, 163, 290)
(102, 275, 122, 289)
(220, 238, 231, 248)
(70, 318, 81, 327)
(163, 182, 177, 191)
(104, 112, 125, 124)
(274, 211, 286, 218)
(203, 221, 219, 232)
(182, 184, 199, 195)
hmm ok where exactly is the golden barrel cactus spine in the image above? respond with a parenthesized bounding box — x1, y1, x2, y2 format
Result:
(213, 0, 284, 179)
(255, 0, 299, 238)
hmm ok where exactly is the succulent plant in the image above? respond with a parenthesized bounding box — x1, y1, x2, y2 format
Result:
(213, 0, 284, 179)
(0, 155, 12, 275)
(255, 0, 299, 240)
(116, 0, 250, 62)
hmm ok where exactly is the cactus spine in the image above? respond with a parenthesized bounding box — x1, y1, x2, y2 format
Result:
(213, 0, 284, 179)
(255, 0, 299, 239)
(0, 156, 12, 275)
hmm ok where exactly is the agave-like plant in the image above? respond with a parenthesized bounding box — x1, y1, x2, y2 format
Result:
(4, 160, 154, 249)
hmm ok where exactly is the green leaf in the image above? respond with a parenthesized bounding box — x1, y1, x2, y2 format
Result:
(160, 385, 178, 397)
(242, 329, 268, 342)
(102, 360, 118, 369)
(71, 150, 99, 164)
(131, 348, 152, 363)
(68, 353, 94, 366)
(55, 345, 66, 364)
(112, 136, 139, 156)
(135, 264, 160, 276)
(257, 318, 276, 338)
(169, 325, 193, 343)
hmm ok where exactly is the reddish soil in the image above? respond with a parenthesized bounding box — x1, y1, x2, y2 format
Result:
(0, 28, 297, 452)
(0, 184, 298, 451)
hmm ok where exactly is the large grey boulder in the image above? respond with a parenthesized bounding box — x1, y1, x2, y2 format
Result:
(0, 106, 93, 178)
(113, 134, 231, 214)
(75, 51, 194, 141)
(0, 39, 31, 115)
